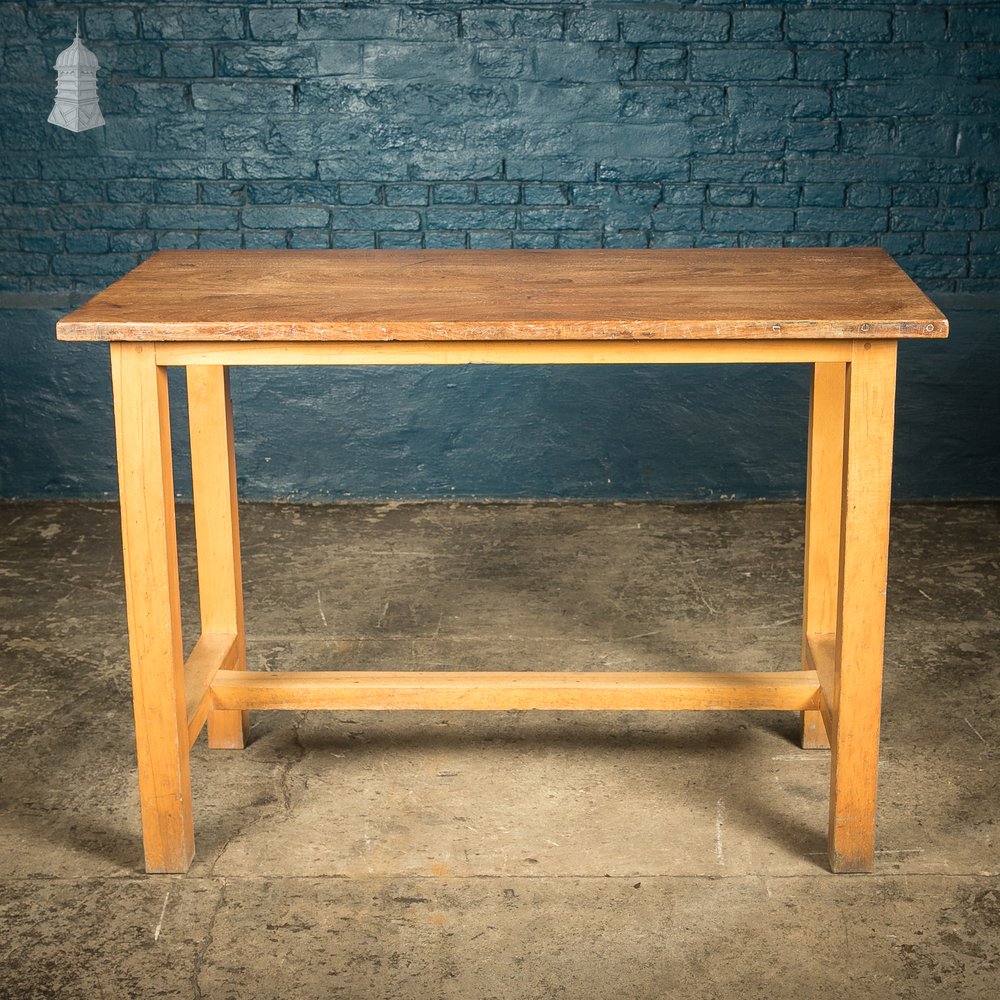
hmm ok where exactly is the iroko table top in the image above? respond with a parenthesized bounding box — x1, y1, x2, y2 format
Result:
(56, 248, 947, 343)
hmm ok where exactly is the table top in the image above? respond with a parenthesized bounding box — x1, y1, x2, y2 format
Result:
(57, 248, 947, 343)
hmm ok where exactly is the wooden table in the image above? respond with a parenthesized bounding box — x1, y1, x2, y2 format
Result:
(57, 248, 947, 874)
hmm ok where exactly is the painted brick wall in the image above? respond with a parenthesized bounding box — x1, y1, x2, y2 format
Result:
(1, 2, 998, 499)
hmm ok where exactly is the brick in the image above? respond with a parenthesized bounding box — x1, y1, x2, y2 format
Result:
(796, 207, 887, 231)
(622, 10, 729, 43)
(153, 181, 199, 204)
(332, 232, 376, 249)
(226, 158, 315, 180)
(651, 231, 697, 248)
(691, 48, 793, 81)
(242, 206, 329, 229)
(59, 181, 105, 203)
(796, 49, 846, 82)
(880, 234, 922, 256)
(49, 204, 144, 229)
(433, 183, 476, 205)
(425, 207, 517, 230)
(971, 232, 1000, 254)
(522, 184, 569, 206)
(841, 121, 894, 155)
(199, 232, 244, 250)
(506, 156, 594, 182)
(949, 8, 998, 42)
(365, 42, 469, 79)
(385, 184, 429, 207)
(216, 45, 319, 77)
(847, 185, 891, 208)
(0, 252, 49, 275)
(299, 7, 396, 41)
(732, 10, 783, 42)
(424, 232, 467, 249)
(376, 232, 422, 249)
(147, 207, 239, 231)
(477, 183, 520, 205)
(619, 85, 725, 121)
(925, 232, 970, 256)
(892, 186, 938, 207)
(704, 207, 794, 232)
(558, 231, 602, 248)
(107, 181, 154, 203)
(110, 232, 156, 253)
(463, 10, 562, 40)
(597, 160, 687, 183)
(534, 42, 635, 83)
(890, 208, 982, 231)
(244, 182, 334, 205)
(709, 186, 753, 207)
(940, 185, 987, 208)
(320, 155, 409, 181)
(243, 231, 288, 249)
(25, 9, 77, 39)
(728, 85, 830, 120)
(787, 9, 891, 43)
(284, 230, 327, 249)
(85, 8, 139, 39)
(397, 8, 458, 41)
(64, 232, 110, 254)
(636, 47, 685, 82)
(476, 45, 531, 78)
(740, 233, 785, 248)
(893, 9, 946, 42)
(141, 8, 244, 41)
(956, 121, 1000, 158)
(650, 205, 703, 230)
(849, 47, 958, 81)
(468, 230, 513, 249)
(756, 186, 799, 208)
(513, 232, 557, 248)
(20, 234, 61, 254)
(515, 207, 595, 231)
(565, 9, 619, 42)
(959, 46, 1000, 80)
(249, 9, 300, 42)
(786, 121, 839, 152)
(691, 159, 782, 184)
(604, 230, 650, 249)
(52, 253, 137, 275)
(90, 42, 163, 77)
(162, 45, 214, 78)
(330, 207, 421, 230)
(193, 83, 294, 113)
(338, 183, 381, 205)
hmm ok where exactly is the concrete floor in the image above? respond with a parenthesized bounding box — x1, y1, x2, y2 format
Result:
(0, 499, 997, 999)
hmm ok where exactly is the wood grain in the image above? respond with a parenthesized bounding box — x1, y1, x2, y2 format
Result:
(209, 669, 822, 713)
(800, 362, 847, 750)
(828, 340, 897, 874)
(110, 342, 194, 873)
(57, 249, 947, 343)
(187, 365, 249, 749)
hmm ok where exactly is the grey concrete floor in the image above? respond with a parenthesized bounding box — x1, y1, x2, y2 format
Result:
(0, 499, 998, 999)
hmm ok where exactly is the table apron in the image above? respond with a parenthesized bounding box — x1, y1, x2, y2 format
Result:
(152, 339, 856, 367)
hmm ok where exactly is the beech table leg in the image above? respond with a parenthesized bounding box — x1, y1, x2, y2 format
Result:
(828, 340, 897, 873)
(187, 365, 249, 749)
(800, 362, 847, 749)
(111, 343, 195, 873)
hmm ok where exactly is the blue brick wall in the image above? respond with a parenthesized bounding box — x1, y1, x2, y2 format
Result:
(1, 1, 998, 499)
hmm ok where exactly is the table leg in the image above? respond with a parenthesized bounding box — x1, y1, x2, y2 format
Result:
(111, 343, 194, 873)
(187, 365, 249, 749)
(828, 340, 897, 873)
(800, 362, 847, 749)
